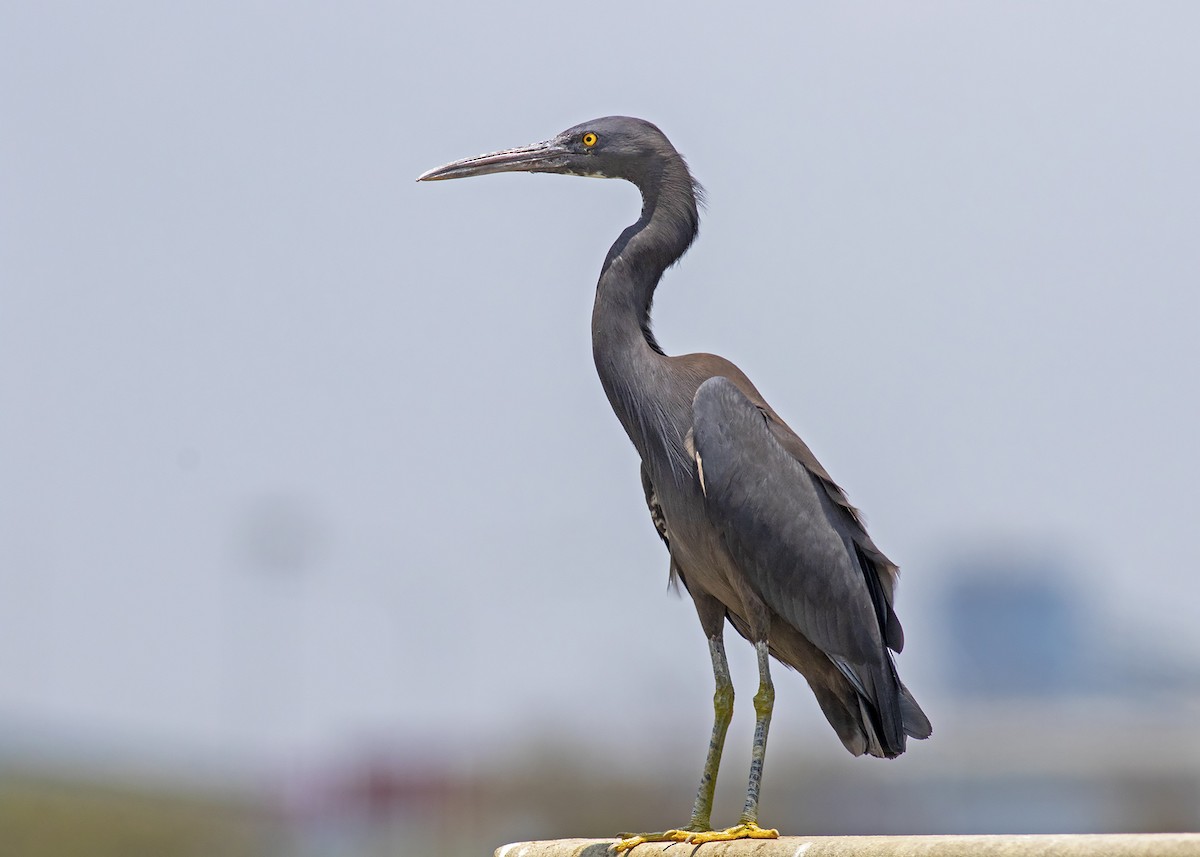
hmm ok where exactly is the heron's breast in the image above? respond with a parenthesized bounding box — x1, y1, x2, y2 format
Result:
(654, 475, 745, 608)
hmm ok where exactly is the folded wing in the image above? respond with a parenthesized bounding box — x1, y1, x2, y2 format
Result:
(691, 376, 930, 755)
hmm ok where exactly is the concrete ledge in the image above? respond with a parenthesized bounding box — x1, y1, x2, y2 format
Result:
(495, 834, 1200, 857)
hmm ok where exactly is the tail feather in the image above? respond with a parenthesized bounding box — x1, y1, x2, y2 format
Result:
(738, 612, 931, 758)
(899, 680, 932, 740)
(824, 648, 929, 758)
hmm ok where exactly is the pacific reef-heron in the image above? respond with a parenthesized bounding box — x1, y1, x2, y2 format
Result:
(418, 116, 931, 848)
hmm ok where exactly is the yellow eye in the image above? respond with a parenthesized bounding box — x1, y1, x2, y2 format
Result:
(582, 132, 598, 147)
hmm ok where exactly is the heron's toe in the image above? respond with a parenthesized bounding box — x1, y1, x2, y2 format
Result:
(685, 822, 779, 844)
(612, 828, 702, 851)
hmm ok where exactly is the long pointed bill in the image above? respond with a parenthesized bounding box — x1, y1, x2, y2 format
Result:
(416, 139, 571, 182)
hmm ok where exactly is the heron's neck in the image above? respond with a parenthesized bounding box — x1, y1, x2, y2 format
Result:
(591, 155, 700, 464)
(591, 156, 700, 361)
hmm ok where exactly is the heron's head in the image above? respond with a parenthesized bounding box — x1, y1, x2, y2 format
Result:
(417, 116, 682, 188)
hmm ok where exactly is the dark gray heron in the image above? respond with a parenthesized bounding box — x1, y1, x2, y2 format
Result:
(418, 117, 931, 848)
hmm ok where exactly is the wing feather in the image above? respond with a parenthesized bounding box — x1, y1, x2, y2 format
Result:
(691, 376, 886, 664)
(691, 375, 930, 753)
(759, 411, 904, 651)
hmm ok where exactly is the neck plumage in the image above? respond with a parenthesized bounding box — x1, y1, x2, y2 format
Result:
(592, 154, 701, 357)
(591, 153, 701, 474)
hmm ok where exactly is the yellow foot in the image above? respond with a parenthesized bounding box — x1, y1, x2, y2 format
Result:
(685, 822, 779, 844)
(612, 829, 702, 852)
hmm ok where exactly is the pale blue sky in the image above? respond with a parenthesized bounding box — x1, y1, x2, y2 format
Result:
(2, 2, 1198, 774)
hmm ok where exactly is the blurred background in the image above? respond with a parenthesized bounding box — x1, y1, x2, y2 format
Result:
(3, 2, 1199, 855)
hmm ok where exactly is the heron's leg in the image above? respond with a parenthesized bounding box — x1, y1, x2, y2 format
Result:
(688, 633, 733, 830)
(686, 640, 779, 844)
(612, 597, 732, 852)
(612, 634, 733, 852)
(741, 638, 776, 825)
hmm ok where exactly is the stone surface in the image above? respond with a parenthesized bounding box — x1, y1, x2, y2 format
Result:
(495, 834, 1200, 857)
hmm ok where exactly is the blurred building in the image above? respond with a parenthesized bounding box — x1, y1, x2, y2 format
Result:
(938, 550, 1200, 700)
(942, 555, 1091, 697)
